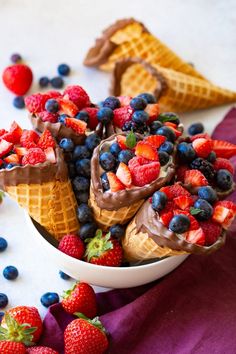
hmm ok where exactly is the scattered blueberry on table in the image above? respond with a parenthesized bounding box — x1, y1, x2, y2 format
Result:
(50, 76, 64, 89)
(188, 122, 204, 136)
(0, 237, 8, 252)
(0, 293, 8, 309)
(39, 76, 50, 88)
(3, 265, 19, 280)
(57, 63, 71, 76)
(10, 53, 22, 63)
(13, 96, 25, 109)
(59, 271, 71, 280)
(40, 292, 60, 307)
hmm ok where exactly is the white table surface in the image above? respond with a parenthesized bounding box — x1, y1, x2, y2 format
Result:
(0, 0, 236, 317)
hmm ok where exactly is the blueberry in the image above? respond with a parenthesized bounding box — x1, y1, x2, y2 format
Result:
(99, 152, 116, 171)
(150, 120, 163, 134)
(152, 191, 167, 212)
(5, 164, 15, 169)
(177, 142, 196, 163)
(75, 191, 89, 204)
(67, 162, 76, 178)
(85, 134, 101, 151)
(198, 186, 217, 204)
(0, 311, 4, 322)
(159, 141, 174, 155)
(51, 76, 64, 89)
(207, 151, 216, 163)
(97, 107, 114, 124)
(39, 76, 50, 88)
(101, 172, 110, 191)
(0, 293, 8, 309)
(97, 101, 104, 108)
(59, 138, 74, 152)
(137, 93, 156, 104)
(45, 99, 59, 113)
(130, 97, 147, 111)
(169, 215, 190, 233)
(158, 112, 180, 125)
(80, 222, 97, 241)
(10, 53, 22, 63)
(72, 176, 90, 192)
(103, 96, 120, 110)
(3, 266, 18, 280)
(58, 114, 67, 124)
(76, 111, 89, 123)
(194, 199, 213, 221)
(188, 122, 204, 136)
(13, 96, 25, 109)
(75, 158, 91, 177)
(216, 169, 233, 191)
(132, 110, 149, 124)
(156, 126, 176, 142)
(109, 224, 125, 239)
(40, 292, 59, 308)
(73, 145, 91, 160)
(158, 151, 170, 166)
(110, 142, 121, 157)
(57, 63, 70, 76)
(0, 237, 8, 252)
(77, 203, 93, 223)
(59, 271, 71, 280)
(118, 150, 134, 165)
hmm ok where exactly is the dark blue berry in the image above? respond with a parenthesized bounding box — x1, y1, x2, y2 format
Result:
(216, 169, 233, 191)
(67, 162, 76, 178)
(59, 138, 74, 152)
(57, 63, 70, 76)
(109, 224, 125, 239)
(0, 293, 8, 309)
(39, 76, 50, 88)
(97, 101, 104, 108)
(132, 110, 149, 124)
(51, 76, 64, 89)
(99, 152, 116, 171)
(194, 199, 213, 221)
(75, 191, 89, 204)
(0, 237, 8, 252)
(75, 158, 91, 177)
(198, 186, 217, 204)
(118, 150, 134, 165)
(158, 112, 180, 125)
(103, 96, 120, 110)
(73, 145, 91, 160)
(101, 172, 110, 191)
(13, 96, 25, 109)
(0, 311, 4, 322)
(177, 142, 196, 163)
(152, 191, 167, 212)
(159, 141, 174, 155)
(59, 271, 71, 280)
(156, 126, 176, 142)
(76, 111, 89, 123)
(158, 151, 170, 166)
(58, 114, 67, 124)
(207, 151, 216, 163)
(40, 292, 59, 307)
(188, 122, 204, 136)
(5, 164, 15, 169)
(80, 222, 97, 240)
(10, 53, 22, 63)
(77, 203, 93, 223)
(85, 134, 101, 151)
(150, 120, 163, 133)
(72, 176, 90, 192)
(3, 266, 18, 280)
(169, 215, 190, 233)
(110, 143, 121, 157)
(130, 97, 147, 111)
(137, 93, 156, 104)
(97, 107, 114, 124)
(45, 99, 59, 113)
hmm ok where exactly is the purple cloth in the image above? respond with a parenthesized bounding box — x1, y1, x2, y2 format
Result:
(40, 108, 236, 354)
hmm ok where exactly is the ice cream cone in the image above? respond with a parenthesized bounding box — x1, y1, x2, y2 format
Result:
(111, 59, 236, 112)
(84, 18, 205, 80)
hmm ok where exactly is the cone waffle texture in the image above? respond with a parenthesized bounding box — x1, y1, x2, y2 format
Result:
(111, 59, 236, 112)
(89, 187, 144, 231)
(6, 180, 78, 241)
(122, 218, 186, 262)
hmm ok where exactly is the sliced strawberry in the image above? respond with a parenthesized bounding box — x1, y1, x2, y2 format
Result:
(14, 146, 28, 156)
(164, 122, 177, 129)
(174, 196, 194, 210)
(135, 141, 158, 161)
(176, 165, 189, 182)
(4, 153, 20, 164)
(174, 209, 199, 230)
(116, 162, 132, 188)
(118, 96, 132, 106)
(159, 186, 174, 199)
(212, 205, 234, 228)
(58, 98, 79, 117)
(211, 139, 236, 158)
(116, 135, 128, 150)
(165, 124, 182, 138)
(145, 135, 166, 149)
(184, 228, 206, 245)
(65, 118, 87, 135)
(0, 129, 7, 137)
(169, 183, 191, 198)
(107, 172, 125, 192)
(192, 138, 212, 158)
(37, 129, 55, 150)
(128, 157, 160, 187)
(83, 107, 99, 130)
(0, 139, 13, 158)
(213, 158, 234, 175)
(215, 200, 236, 215)
(113, 106, 133, 128)
(190, 133, 211, 142)
(159, 210, 173, 227)
(145, 103, 160, 124)
(2, 121, 23, 143)
(184, 170, 208, 187)
(199, 220, 222, 245)
(20, 130, 39, 148)
(22, 147, 46, 166)
(44, 147, 56, 163)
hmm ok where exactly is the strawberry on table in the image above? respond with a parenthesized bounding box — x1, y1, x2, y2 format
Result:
(2, 64, 33, 95)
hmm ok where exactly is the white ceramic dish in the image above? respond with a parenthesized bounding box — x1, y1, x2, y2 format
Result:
(25, 212, 189, 289)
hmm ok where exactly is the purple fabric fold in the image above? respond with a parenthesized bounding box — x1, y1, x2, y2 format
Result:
(40, 107, 236, 354)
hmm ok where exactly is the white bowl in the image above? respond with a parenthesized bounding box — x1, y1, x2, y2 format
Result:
(25, 213, 189, 289)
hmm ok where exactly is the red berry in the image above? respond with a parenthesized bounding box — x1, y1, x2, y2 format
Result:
(199, 220, 222, 245)
(116, 162, 132, 187)
(184, 169, 208, 187)
(116, 135, 128, 150)
(184, 228, 206, 245)
(211, 139, 236, 159)
(190, 133, 211, 142)
(38, 111, 58, 123)
(2, 121, 23, 144)
(46, 90, 62, 99)
(173, 209, 199, 230)
(113, 105, 133, 128)
(159, 210, 173, 227)
(0, 139, 13, 158)
(0, 341, 26, 354)
(58, 98, 79, 117)
(20, 130, 40, 149)
(65, 118, 87, 135)
(135, 141, 159, 161)
(44, 147, 56, 163)
(145, 103, 160, 124)
(128, 156, 160, 187)
(37, 130, 56, 150)
(192, 138, 212, 158)
(168, 183, 191, 198)
(213, 157, 234, 175)
(2, 64, 33, 95)
(63, 85, 90, 109)
(174, 196, 194, 210)
(145, 134, 166, 149)
(58, 234, 85, 259)
(25, 93, 48, 114)
(107, 172, 125, 192)
(118, 95, 132, 106)
(4, 153, 20, 164)
(26, 346, 58, 354)
(22, 148, 46, 165)
(82, 107, 99, 130)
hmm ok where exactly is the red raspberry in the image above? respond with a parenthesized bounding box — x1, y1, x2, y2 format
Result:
(58, 234, 85, 259)
(199, 220, 222, 245)
(25, 93, 49, 114)
(63, 85, 90, 110)
(38, 111, 58, 123)
(83, 107, 99, 130)
(20, 130, 40, 148)
(128, 156, 160, 187)
(2, 64, 33, 95)
(46, 90, 62, 99)
(37, 129, 56, 150)
(113, 105, 133, 128)
(22, 148, 46, 165)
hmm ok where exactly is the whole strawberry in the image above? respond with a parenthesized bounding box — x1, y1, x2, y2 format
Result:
(58, 234, 85, 259)
(0, 340, 26, 354)
(85, 230, 123, 267)
(62, 282, 97, 318)
(64, 315, 108, 354)
(2, 64, 33, 95)
(26, 346, 58, 354)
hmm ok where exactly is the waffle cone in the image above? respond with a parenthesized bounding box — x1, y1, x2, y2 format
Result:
(111, 59, 236, 112)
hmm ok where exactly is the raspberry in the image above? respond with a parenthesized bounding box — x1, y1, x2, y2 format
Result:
(22, 148, 46, 165)
(199, 220, 222, 245)
(63, 85, 90, 109)
(113, 106, 133, 128)
(25, 93, 48, 114)
(58, 234, 85, 259)
(128, 156, 160, 186)
(82, 107, 99, 130)
(46, 90, 62, 99)
(190, 158, 215, 180)
(37, 130, 56, 150)
(38, 111, 58, 123)
(20, 130, 39, 148)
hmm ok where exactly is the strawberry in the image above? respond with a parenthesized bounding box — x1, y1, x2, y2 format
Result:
(62, 282, 97, 318)
(190, 133, 211, 142)
(1, 306, 42, 343)
(116, 162, 132, 187)
(211, 139, 236, 158)
(107, 172, 125, 192)
(192, 138, 212, 158)
(164, 122, 177, 129)
(174, 196, 193, 210)
(25, 94, 48, 114)
(118, 95, 132, 106)
(159, 186, 174, 199)
(145, 135, 166, 149)
(174, 209, 199, 230)
(199, 220, 222, 245)
(159, 210, 173, 227)
(26, 347, 58, 354)
(82, 107, 99, 130)
(46, 90, 62, 99)
(184, 228, 206, 245)
(44, 147, 56, 163)
(63, 85, 90, 109)
(37, 130, 55, 150)
(128, 156, 160, 187)
(58, 98, 79, 117)
(113, 106, 133, 128)
(116, 135, 128, 150)
(135, 141, 158, 161)
(176, 165, 189, 182)
(59, 234, 85, 259)
(0, 129, 7, 137)
(15, 147, 28, 156)
(2, 64, 33, 95)
(0, 140, 13, 158)
(37, 111, 58, 123)
(168, 183, 191, 198)
(20, 130, 40, 149)
(213, 158, 234, 175)
(85, 230, 123, 266)
(64, 316, 109, 354)
(22, 148, 46, 166)
(0, 341, 26, 354)
(4, 153, 20, 164)
(65, 118, 87, 134)
(184, 170, 208, 187)
(2, 121, 23, 143)
(164, 124, 182, 138)
(215, 200, 236, 215)
(145, 103, 160, 124)
(212, 205, 235, 229)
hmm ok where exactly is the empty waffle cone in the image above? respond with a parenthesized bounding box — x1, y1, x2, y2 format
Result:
(111, 59, 236, 112)
(84, 18, 205, 80)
